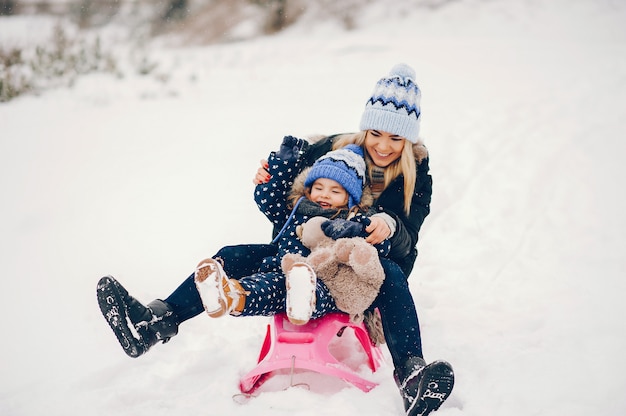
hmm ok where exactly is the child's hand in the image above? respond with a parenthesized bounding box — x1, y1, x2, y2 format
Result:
(253, 159, 270, 185)
(364, 216, 391, 245)
(276, 135, 306, 160)
(321, 219, 365, 240)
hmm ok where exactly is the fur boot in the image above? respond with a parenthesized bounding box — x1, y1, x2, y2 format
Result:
(194, 258, 248, 317)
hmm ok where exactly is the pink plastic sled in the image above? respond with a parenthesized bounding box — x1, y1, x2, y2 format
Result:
(239, 312, 384, 394)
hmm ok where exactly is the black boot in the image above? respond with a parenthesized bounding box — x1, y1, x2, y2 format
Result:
(97, 276, 179, 358)
(395, 356, 455, 416)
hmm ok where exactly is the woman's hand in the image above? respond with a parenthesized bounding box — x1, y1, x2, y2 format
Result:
(365, 216, 391, 245)
(253, 159, 271, 185)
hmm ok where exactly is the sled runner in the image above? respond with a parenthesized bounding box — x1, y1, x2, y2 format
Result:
(239, 312, 384, 394)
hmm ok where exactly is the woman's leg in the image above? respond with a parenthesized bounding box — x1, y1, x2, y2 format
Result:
(164, 273, 203, 322)
(371, 258, 424, 373)
(98, 244, 277, 357)
(373, 259, 454, 416)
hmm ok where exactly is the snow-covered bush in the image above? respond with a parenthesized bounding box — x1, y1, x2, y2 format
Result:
(0, 23, 118, 101)
(0, 46, 30, 101)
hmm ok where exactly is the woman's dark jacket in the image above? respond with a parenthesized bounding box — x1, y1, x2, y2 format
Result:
(286, 135, 432, 278)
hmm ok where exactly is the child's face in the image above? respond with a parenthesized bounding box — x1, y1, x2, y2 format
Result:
(309, 178, 349, 209)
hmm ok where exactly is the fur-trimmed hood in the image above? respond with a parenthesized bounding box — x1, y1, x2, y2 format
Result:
(412, 139, 429, 164)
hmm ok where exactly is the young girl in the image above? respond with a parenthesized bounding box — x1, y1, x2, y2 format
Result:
(97, 143, 387, 356)
(193, 142, 389, 325)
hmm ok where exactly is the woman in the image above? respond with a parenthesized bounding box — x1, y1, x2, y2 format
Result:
(97, 63, 454, 416)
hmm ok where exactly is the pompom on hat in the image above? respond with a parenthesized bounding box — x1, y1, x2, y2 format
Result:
(359, 63, 421, 143)
(304, 144, 366, 209)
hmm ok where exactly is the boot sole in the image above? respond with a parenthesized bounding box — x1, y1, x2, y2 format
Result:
(195, 259, 228, 317)
(96, 276, 145, 358)
(286, 263, 316, 325)
(407, 360, 455, 416)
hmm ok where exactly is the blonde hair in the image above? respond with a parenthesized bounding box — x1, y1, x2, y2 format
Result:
(333, 131, 417, 215)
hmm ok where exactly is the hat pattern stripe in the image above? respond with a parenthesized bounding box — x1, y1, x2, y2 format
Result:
(316, 153, 365, 180)
(326, 159, 364, 182)
(367, 78, 420, 116)
(366, 97, 421, 118)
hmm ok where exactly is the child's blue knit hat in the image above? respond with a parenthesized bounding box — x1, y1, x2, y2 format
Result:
(304, 144, 366, 208)
(359, 63, 421, 143)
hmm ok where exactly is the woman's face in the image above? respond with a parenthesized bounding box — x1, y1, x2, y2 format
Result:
(364, 130, 405, 167)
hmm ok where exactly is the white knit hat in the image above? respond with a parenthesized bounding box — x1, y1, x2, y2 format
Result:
(359, 63, 421, 143)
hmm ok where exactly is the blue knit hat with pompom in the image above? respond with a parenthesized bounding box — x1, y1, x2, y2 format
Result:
(359, 63, 421, 143)
(304, 144, 366, 209)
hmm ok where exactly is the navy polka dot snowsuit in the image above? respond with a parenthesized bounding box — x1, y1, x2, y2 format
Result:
(237, 149, 345, 318)
(236, 143, 389, 318)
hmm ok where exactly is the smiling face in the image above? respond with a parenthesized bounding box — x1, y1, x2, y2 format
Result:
(364, 130, 406, 167)
(309, 177, 349, 209)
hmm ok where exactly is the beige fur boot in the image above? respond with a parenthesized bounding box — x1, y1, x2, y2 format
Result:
(285, 262, 317, 325)
(194, 258, 248, 317)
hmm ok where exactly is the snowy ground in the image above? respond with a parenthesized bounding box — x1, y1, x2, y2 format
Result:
(1, 0, 626, 415)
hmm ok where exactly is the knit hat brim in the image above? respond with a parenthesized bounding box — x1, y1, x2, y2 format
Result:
(304, 164, 362, 208)
(360, 107, 420, 143)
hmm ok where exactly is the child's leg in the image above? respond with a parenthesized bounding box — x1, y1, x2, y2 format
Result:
(165, 244, 276, 322)
(311, 278, 341, 319)
(221, 271, 341, 319)
(237, 272, 287, 316)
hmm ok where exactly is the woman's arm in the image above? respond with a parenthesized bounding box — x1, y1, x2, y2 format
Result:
(379, 157, 432, 259)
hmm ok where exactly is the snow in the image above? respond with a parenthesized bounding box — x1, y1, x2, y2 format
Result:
(1, 0, 626, 415)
